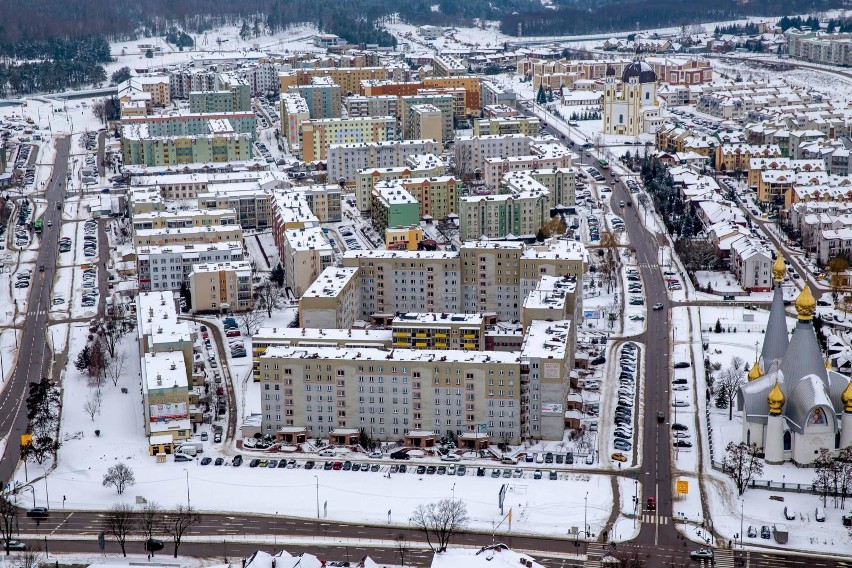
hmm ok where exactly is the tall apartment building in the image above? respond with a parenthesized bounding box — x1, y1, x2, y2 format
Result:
(343, 95, 399, 119)
(121, 128, 252, 167)
(197, 188, 274, 230)
(137, 241, 245, 292)
(519, 320, 574, 439)
(454, 134, 533, 173)
(342, 249, 462, 315)
(281, 93, 310, 151)
(189, 74, 251, 113)
(788, 32, 852, 66)
(400, 95, 454, 141)
(282, 227, 334, 297)
(256, 345, 522, 443)
(289, 76, 342, 119)
(370, 186, 421, 234)
(188, 261, 253, 313)
(354, 154, 446, 213)
(360, 76, 481, 116)
(433, 54, 468, 77)
(483, 149, 573, 189)
(327, 139, 442, 183)
(481, 80, 518, 108)
(300, 116, 397, 162)
(299, 266, 360, 329)
(522, 274, 580, 326)
(458, 189, 549, 241)
(121, 112, 257, 138)
(371, 175, 459, 220)
(133, 225, 244, 248)
(408, 104, 444, 142)
(298, 184, 342, 223)
(502, 168, 576, 211)
(142, 351, 191, 441)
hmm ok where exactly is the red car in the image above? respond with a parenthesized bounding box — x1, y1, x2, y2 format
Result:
(226, 330, 241, 338)
(332, 461, 343, 470)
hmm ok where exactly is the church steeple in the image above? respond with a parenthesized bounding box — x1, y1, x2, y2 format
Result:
(760, 257, 790, 371)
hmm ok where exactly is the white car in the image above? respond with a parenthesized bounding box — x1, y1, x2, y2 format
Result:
(368, 450, 383, 458)
(440, 454, 461, 462)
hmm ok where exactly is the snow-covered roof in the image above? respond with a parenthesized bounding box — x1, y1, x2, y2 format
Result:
(431, 545, 545, 568)
(302, 267, 359, 299)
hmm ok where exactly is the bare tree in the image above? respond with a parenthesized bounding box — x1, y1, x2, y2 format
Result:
(813, 448, 835, 507)
(139, 501, 163, 553)
(238, 307, 265, 336)
(83, 391, 101, 421)
(163, 505, 200, 558)
(12, 549, 43, 568)
(716, 363, 744, 420)
(723, 442, 764, 496)
(103, 503, 136, 557)
(409, 499, 469, 553)
(105, 349, 128, 387)
(102, 462, 135, 495)
(87, 338, 107, 391)
(0, 496, 18, 555)
(395, 534, 409, 566)
(100, 313, 128, 358)
(255, 281, 288, 318)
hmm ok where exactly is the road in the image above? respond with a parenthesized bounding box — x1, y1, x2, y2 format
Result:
(0, 136, 70, 484)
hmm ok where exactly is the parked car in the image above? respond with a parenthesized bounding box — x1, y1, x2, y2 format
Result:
(26, 507, 49, 519)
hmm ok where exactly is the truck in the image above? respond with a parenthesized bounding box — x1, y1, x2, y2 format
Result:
(178, 442, 203, 455)
(773, 524, 788, 544)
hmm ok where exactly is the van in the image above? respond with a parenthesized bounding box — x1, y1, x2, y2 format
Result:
(177, 446, 197, 457)
(501, 456, 518, 465)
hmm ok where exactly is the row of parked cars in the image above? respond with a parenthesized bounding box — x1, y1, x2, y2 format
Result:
(83, 219, 97, 258)
(588, 215, 600, 242)
(81, 266, 98, 308)
(222, 317, 246, 358)
(611, 342, 638, 462)
(15, 200, 32, 247)
(624, 178, 640, 194)
(14, 268, 31, 289)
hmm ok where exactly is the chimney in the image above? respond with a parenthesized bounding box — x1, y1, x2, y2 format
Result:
(156, 374, 162, 386)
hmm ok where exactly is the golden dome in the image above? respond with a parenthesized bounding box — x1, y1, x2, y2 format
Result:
(747, 360, 763, 381)
(772, 252, 786, 283)
(795, 285, 816, 321)
(842, 380, 852, 413)
(768, 381, 785, 415)
(826, 356, 833, 371)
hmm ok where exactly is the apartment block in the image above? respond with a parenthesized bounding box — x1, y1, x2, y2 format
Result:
(474, 117, 541, 136)
(788, 32, 852, 67)
(289, 76, 342, 119)
(188, 260, 253, 313)
(458, 189, 549, 241)
(137, 241, 245, 292)
(271, 192, 320, 253)
(408, 104, 444, 142)
(189, 80, 251, 113)
(521, 274, 580, 327)
(301, 116, 397, 162)
(481, 80, 518, 108)
(361, 76, 481, 116)
(433, 54, 467, 77)
(121, 128, 252, 167)
(133, 224, 244, 247)
(285, 67, 389, 94)
(131, 209, 238, 232)
(370, 185, 421, 234)
(299, 184, 342, 223)
(328, 139, 442, 184)
(484, 145, 573, 188)
(121, 112, 257, 138)
(281, 93, 310, 151)
(142, 351, 191, 441)
(354, 152, 446, 212)
(342, 249, 462, 316)
(519, 320, 574, 439)
(256, 346, 521, 443)
(400, 95, 454, 141)
(343, 95, 399, 119)
(283, 227, 334, 297)
(299, 266, 360, 330)
(372, 175, 459, 220)
(391, 313, 486, 350)
(502, 168, 576, 211)
(454, 134, 533, 173)
(197, 188, 274, 230)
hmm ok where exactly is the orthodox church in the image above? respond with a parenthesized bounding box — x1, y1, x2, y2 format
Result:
(737, 254, 852, 465)
(601, 59, 663, 137)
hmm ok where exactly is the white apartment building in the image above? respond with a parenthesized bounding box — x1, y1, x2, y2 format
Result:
(454, 134, 533, 174)
(283, 227, 334, 297)
(137, 241, 245, 292)
(327, 139, 443, 182)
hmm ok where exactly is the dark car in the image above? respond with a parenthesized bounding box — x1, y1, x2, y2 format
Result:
(590, 356, 606, 365)
(249, 459, 260, 468)
(672, 423, 689, 431)
(370, 464, 380, 472)
(26, 507, 49, 519)
(426, 465, 437, 474)
(304, 460, 315, 470)
(399, 464, 407, 473)
(277, 459, 287, 468)
(673, 362, 691, 369)
(144, 538, 165, 552)
(673, 440, 693, 448)
(760, 526, 770, 539)
(215, 457, 224, 466)
(232, 455, 243, 467)
(391, 451, 410, 460)
(477, 466, 486, 477)
(200, 457, 212, 466)
(342, 461, 352, 470)
(416, 465, 426, 474)
(351, 463, 361, 471)
(323, 461, 334, 470)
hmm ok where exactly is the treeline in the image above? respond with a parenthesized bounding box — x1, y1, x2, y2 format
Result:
(0, 36, 111, 96)
(777, 15, 822, 32)
(499, 0, 845, 37)
(714, 23, 762, 36)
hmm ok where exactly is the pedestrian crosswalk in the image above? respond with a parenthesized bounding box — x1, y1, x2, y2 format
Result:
(637, 263, 659, 269)
(640, 513, 669, 524)
(26, 310, 47, 317)
(584, 543, 606, 568)
(713, 549, 736, 568)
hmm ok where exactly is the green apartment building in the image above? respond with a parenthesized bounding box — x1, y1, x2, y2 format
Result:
(370, 185, 420, 234)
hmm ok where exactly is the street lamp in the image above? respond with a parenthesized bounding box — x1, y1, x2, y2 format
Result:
(183, 468, 190, 508)
(584, 492, 589, 537)
(451, 483, 456, 502)
(739, 498, 744, 550)
(314, 476, 320, 519)
(274, 510, 278, 554)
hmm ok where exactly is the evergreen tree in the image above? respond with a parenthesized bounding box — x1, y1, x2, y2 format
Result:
(536, 84, 547, 105)
(75, 345, 92, 372)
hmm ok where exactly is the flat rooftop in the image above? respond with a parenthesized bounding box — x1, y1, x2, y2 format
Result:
(301, 267, 359, 299)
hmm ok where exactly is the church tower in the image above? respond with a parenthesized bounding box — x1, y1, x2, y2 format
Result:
(841, 379, 852, 449)
(760, 252, 789, 372)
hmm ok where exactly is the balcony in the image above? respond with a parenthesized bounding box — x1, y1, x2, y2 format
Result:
(462, 343, 476, 349)
(393, 332, 410, 338)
